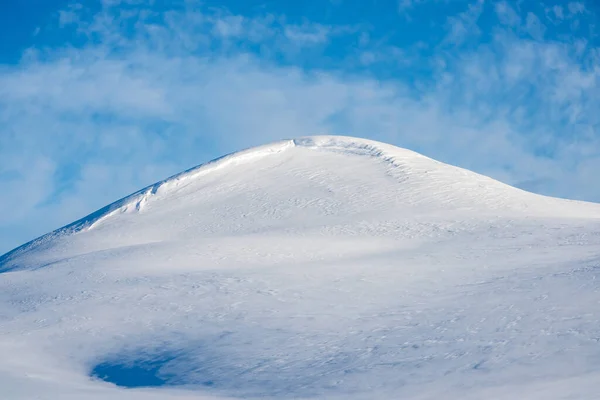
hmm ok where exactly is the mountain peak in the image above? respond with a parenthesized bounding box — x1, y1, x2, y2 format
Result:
(2, 135, 599, 271)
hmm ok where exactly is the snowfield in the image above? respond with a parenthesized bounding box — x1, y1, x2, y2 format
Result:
(2, 136, 600, 399)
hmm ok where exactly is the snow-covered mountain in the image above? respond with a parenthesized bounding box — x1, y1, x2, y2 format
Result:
(2, 136, 600, 400)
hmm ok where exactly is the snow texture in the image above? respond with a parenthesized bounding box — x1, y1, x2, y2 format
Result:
(2, 135, 600, 399)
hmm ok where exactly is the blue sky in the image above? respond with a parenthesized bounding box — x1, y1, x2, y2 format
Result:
(1, 0, 599, 254)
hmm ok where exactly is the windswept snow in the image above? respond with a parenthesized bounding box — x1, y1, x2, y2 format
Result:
(1, 136, 600, 399)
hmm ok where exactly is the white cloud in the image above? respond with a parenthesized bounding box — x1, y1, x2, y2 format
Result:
(525, 12, 546, 40)
(212, 16, 246, 38)
(284, 24, 331, 45)
(568, 2, 587, 16)
(495, 1, 521, 27)
(552, 5, 564, 21)
(444, 0, 485, 45)
(398, 0, 416, 12)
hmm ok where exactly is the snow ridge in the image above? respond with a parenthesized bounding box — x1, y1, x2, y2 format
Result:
(0, 136, 418, 267)
(2, 135, 599, 272)
(0, 140, 297, 269)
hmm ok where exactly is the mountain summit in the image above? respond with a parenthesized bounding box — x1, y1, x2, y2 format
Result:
(2, 136, 598, 272)
(2, 136, 600, 400)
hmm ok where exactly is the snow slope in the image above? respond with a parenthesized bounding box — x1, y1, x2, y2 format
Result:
(2, 135, 600, 399)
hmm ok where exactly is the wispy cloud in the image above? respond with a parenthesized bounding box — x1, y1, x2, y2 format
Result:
(495, 1, 521, 27)
(0, 0, 599, 253)
(444, 0, 485, 45)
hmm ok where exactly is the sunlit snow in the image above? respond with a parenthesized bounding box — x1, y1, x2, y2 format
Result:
(2, 136, 600, 399)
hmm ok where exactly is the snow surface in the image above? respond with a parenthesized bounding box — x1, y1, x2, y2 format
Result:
(2, 135, 600, 399)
